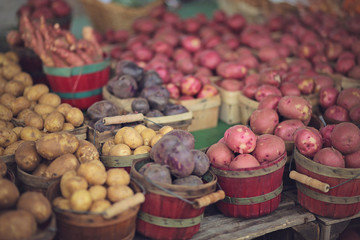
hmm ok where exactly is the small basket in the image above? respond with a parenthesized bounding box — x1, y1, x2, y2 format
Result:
(43, 60, 110, 110)
(79, 0, 164, 33)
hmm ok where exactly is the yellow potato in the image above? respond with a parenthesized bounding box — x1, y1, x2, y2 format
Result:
(44, 111, 65, 132)
(89, 185, 107, 201)
(159, 125, 174, 135)
(134, 124, 147, 134)
(0, 104, 12, 121)
(77, 161, 107, 185)
(24, 84, 49, 101)
(101, 137, 116, 156)
(24, 112, 44, 130)
(56, 103, 72, 116)
(2, 63, 21, 80)
(4, 80, 25, 97)
(75, 140, 100, 163)
(90, 199, 111, 213)
(140, 128, 156, 146)
(52, 197, 70, 210)
(106, 168, 130, 186)
(12, 126, 22, 137)
(17, 109, 34, 122)
(114, 127, 131, 144)
(70, 189, 92, 212)
(0, 127, 17, 148)
(10, 96, 31, 116)
(12, 72, 33, 87)
(17, 191, 52, 224)
(109, 144, 131, 157)
(4, 51, 19, 63)
(32, 163, 49, 177)
(15, 141, 41, 172)
(107, 185, 134, 203)
(34, 103, 56, 117)
(61, 175, 88, 199)
(38, 93, 61, 107)
(5, 121, 14, 129)
(0, 93, 15, 109)
(20, 126, 42, 141)
(65, 107, 84, 127)
(122, 127, 143, 149)
(150, 133, 163, 147)
(4, 140, 24, 156)
(133, 145, 151, 155)
(62, 122, 75, 131)
(0, 120, 6, 128)
(0, 178, 20, 208)
(45, 153, 80, 179)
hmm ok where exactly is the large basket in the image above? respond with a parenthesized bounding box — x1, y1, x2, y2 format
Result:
(212, 153, 287, 218)
(79, 0, 163, 33)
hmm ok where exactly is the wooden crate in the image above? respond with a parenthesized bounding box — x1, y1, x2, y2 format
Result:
(171, 94, 221, 132)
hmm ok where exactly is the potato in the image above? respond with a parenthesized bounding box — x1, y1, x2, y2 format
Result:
(224, 125, 257, 154)
(294, 127, 323, 158)
(4, 51, 19, 63)
(252, 134, 286, 163)
(24, 84, 49, 101)
(134, 124, 147, 133)
(107, 185, 134, 202)
(114, 127, 131, 144)
(61, 175, 88, 199)
(0, 178, 19, 208)
(17, 108, 34, 122)
(250, 108, 279, 135)
(70, 189, 92, 212)
(19, 126, 42, 141)
(278, 96, 312, 125)
(90, 199, 111, 213)
(106, 168, 130, 186)
(0, 160, 6, 177)
(45, 153, 80, 179)
(229, 154, 260, 170)
(15, 141, 41, 172)
(32, 163, 49, 177)
(158, 125, 174, 135)
(77, 161, 107, 185)
(65, 107, 84, 127)
(0, 120, 6, 128)
(4, 80, 25, 97)
(0, 147, 4, 156)
(331, 122, 360, 154)
(0, 93, 15, 109)
(206, 142, 235, 168)
(140, 128, 156, 146)
(4, 140, 24, 155)
(0, 78, 6, 95)
(313, 147, 345, 168)
(109, 144, 132, 157)
(150, 133, 163, 147)
(38, 93, 61, 107)
(101, 137, 116, 156)
(24, 112, 44, 130)
(5, 121, 14, 129)
(0, 210, 37, 240)
(34, 103, 55, 116)
(274, 119, 305, 141)
(36, 132, 79, 160)
(0, 127, 17, 147)
(62, 122, 75, 131)
(89, 185, 107, 201)
(75, 140, 100, 163)
(3, 63, 21, 80)
(52, 197, 71, 210)
(56, 103, 72, 116)
(17, 191, 52, 224)
(0, 104, 12, 121)
(133, 145, 151, 155)
(10, 96, 31, 116)
(44, 111, 65, 132)
(12, 72, 33, 87)
(123, 127, 143, 149)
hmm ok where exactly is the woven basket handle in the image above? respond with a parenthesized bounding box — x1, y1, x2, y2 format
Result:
(102, 192, 145, 219)
(102, 113, 144, 125)
(192, 190, 225, 209)
(289, 170, 330, 193)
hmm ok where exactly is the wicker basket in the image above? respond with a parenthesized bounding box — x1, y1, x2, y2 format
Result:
(79, 0, 163, 33)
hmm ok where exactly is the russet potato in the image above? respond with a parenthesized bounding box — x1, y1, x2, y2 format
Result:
(77, 161, 107, 185)
(0, 104, 12, 121)
(45, 153, 80, 179)
(0, 127, 17, 148)
(4, 80, 25, 97)
(101, 137, 116, 156)
(15, 141, 41, 172)
(44, 111, 65, 132)
(38, 93, 61, 107)
(65, 107, 84, 127)
(0, 209, 37, 240)
(4, 140, 24, 155)
(75, 140, 99, 163)
(122, 127, 143, 149)
(0, 178, 19, 209)
(17, 191, 52, 224)
(20, 126, 42, 141)
(24, 84, 49, 101)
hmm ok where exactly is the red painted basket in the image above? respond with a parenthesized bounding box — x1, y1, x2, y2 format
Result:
(292, 148, 360, 218)
(130, 159, 225, 240)
(43, 59, 110, 110)
(212, 153, 287, 218)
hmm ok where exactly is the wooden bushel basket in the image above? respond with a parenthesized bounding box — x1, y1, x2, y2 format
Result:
(290, 148, 360, 218)
(46, 180, 144, 240)
(212, 153, 287, 218)
(131, 159, 225, 240)
(101, 153, 149, 173)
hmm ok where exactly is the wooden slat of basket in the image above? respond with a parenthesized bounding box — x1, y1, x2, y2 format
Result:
(80, 0, 163, 32)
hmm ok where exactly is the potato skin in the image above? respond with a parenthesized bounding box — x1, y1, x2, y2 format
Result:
(4, 140, 24, 155)
(13, 72, 33, 87)
(278, 96, 312, 125)
(44, 111, 65, 132)
(36, 132, 80, 160)
(65, 107, 84, 127)
(75, 140, 100, 163)
(10, 96, 31, 116)
(4, 80, 24, 97)
(0, 104, 12, 121)
(0, 209, 37, 240)
(45, 153, 80, 179)
(38, 93, 61, 107)
(15, 141, 42, 172)
(20, 126, 42, 141)
(0, 178, 19, 209)
(24, 84, 49, 101)
(17, 191, 52, 224)
(24, 112, 44, 130)
(0, 127, 17, 148)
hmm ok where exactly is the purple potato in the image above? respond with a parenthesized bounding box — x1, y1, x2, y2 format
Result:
(93, 119, 122, 132)
(165, 129, 195, 149)
(146, 110, 164, 117)
(164, 103, 188, 116)
(131, 98, 150, 115)
(115, 60, 144, 83)
(150, 135, 182, 164)
(173, 175, 203, 186)
(107, 75, 138, 98)
(165, 143, 195, 178)
(143, 163, 172, 184)
(141, 70, 163, 89)
(191, 149, 210, 176)
(87, 100, 121, 121)
(140, 85, 170, 111)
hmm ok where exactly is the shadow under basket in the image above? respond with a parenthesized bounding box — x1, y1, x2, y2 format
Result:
(130, 158, 224, 240)
(43, 60, 110, 110)
(293, 148, 360, 219)
(212, 153, 287, 218)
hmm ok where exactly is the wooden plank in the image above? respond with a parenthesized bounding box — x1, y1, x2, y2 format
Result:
(292, 222, 320, 240)
(316, 211, 360, 226)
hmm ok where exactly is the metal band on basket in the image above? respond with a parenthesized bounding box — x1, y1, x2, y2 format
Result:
(222, 183, 283, 205)
(296, 182, 360, 204)
(138, 211, 204, 228)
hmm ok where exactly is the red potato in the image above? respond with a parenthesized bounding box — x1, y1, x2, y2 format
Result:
(179, 96, 195, 100)
(275, 44, 291, 58)
(258, 46, 280, 62)
(213, 10, 226, 23)
(236, 47, 253, 57)
(219, 79, 244, 91)
(252, 134, 285, 163)
(297, 43, 317, 59)
(181, 35, 202, 52)
(244, 74, 260, 86)
(254, 84, 282, 102)
(203, 35, 222, 49)
(206, 142, 234, 168)
(197, 75, 211, 86)
(180, 75, 202, 96)
(288, 58, 312, 73)
(153, 66, 170, 84)
(132, 17, 157, 34)
(250, 108, 279, 135)
(324, 105, 350, 123)
(166, 83, 180, 100)
(293, 75, 315, 95)
(51, 0, 71, 17)
(337, 88, 360, 111)
(331, 122, 360, 154)
(315, 62, 334, 75)
(242, 84, 258, 99)
(169, 69, 184, 86)
(325, 41, 343, 60)
(197, 84, 218, 98)
(350, 104, 360, 125)
(280, 34, 298, 51)
(172, 49, 191, 62)
(313, 75, 334, 92)
(199, 50, 222, 70)
(319, 87, 339, 109)
(151, 40, 173, 57)
(294, 127, 323, 158)
(259, 68, 281, 87)
(274, 119, 305, 141)
(236, 54, 259, 69)
(348, 65, 360, 79)
(228, 154, 260, 170)
(133, 46, 153, 62)
(195, 67, 212, 77)
(313, 147, 345, 168)
(113, 29, 130, 43)
(216, 62, 247, 79)
(277, 96, 312, 125)
(320, 124, 336, 148)
(335, 57, 355, 74)
(224, 125, 257, 154)
(183, 18, 201, 34)
(344, 149, 360, 168)
(268, 57, 289, 71)
(257, 95, 281, 110)
(176, 58, 195, 74)
(226, 14, 246, 31)
(280, 82, 301, 96)
(312, 54, 328, 64)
